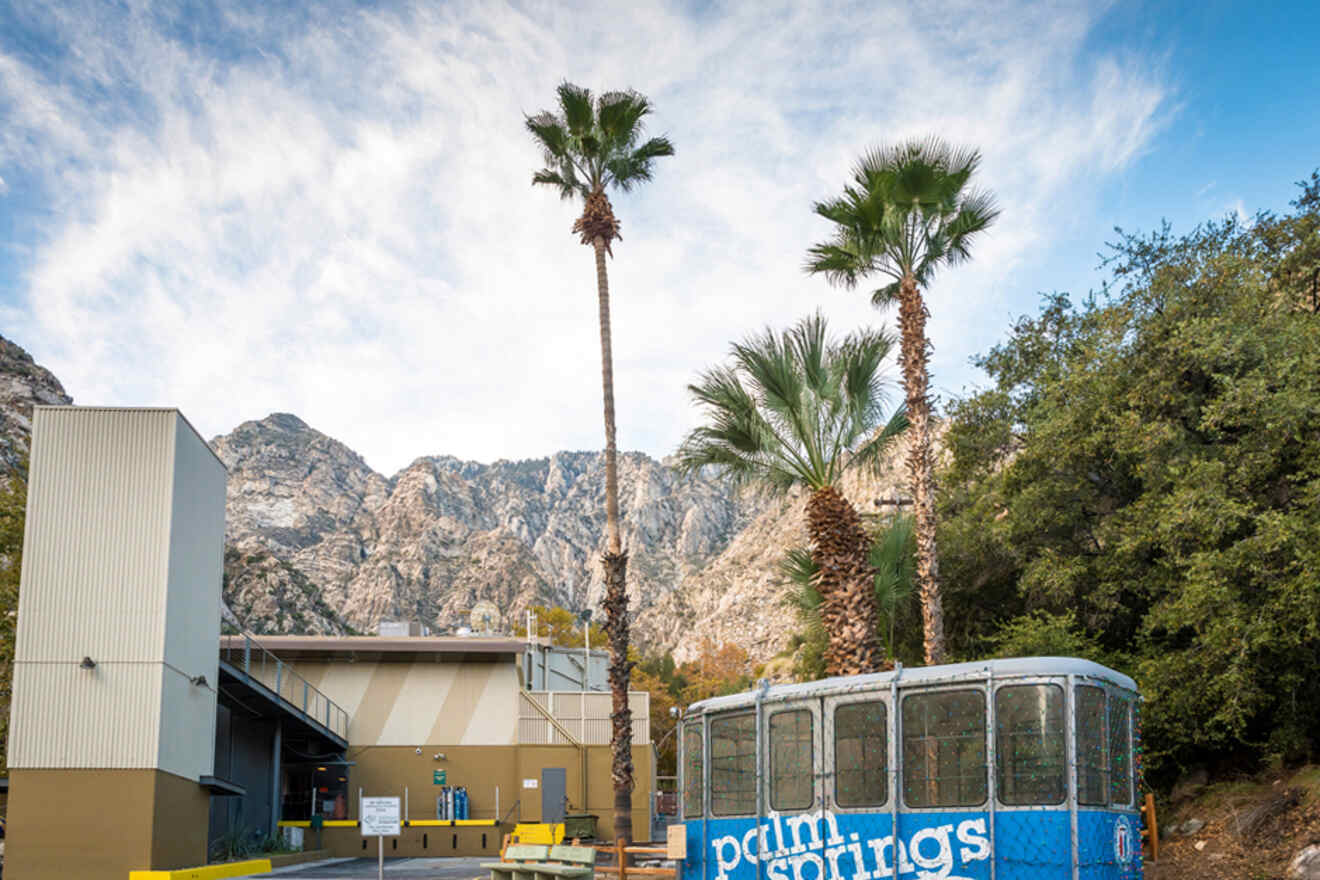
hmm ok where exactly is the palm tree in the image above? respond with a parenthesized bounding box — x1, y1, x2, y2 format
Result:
(677, 313, 907, 675)
(781, 513, 917, 674)
(806, 138, 998, 665)
(526, 82, 673, 845)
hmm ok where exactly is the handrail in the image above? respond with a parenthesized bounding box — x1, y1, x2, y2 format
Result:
(220, 631, 350, 741)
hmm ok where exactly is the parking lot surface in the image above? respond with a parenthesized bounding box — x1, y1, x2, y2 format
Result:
(248, 856, 490, 879)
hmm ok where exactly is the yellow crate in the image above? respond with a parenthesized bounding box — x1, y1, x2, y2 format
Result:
(513, 822, 566, 845)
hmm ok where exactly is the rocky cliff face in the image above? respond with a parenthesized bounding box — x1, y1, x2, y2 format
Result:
(212, 414, 762, 642)
(0, 333, 912, 664)
(0, 335, 72, 471)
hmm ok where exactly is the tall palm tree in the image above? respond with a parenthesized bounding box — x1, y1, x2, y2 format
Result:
(806, 138, 998, 665)
(781, 513, 916, 673)
(677, 313, 907, 675)
(527, 82, 673, 845)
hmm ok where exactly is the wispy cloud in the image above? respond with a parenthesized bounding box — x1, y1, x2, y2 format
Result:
(0, 0, 1169, 474)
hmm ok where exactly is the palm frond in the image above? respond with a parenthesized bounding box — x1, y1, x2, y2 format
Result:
(677, 314, 901, 495)
(531, 168, 585, 201)
(596, 90, 650, 145)
(529, 83, 672, 209)
(848, 405, 909, 476)
(809, 136, 998, 301)
(870, 281, 901, 307)
(557, 82, 594, 136)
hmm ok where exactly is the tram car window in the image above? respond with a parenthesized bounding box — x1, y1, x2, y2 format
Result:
(682, 721, 703, 818)
(901, 689, 987, 808)
(710, 713, 756, 815)
(995, 683, 1066, 805)
(768, 710, 814, 811)
(833, 700, 887, 807)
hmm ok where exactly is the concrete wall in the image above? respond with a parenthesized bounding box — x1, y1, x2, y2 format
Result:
(5, 768, 210, 880)
(270, 656, 521, 746)
(310, 742, 653, 856)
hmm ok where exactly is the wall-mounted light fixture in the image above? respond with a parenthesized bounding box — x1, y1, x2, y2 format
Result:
(190, 674, 208, 687)
(79, 656, 96, 670)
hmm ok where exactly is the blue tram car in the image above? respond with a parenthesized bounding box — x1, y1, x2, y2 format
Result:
(676, 658, 1141, 880)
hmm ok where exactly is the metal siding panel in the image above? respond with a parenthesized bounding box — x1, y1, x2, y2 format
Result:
(15, 408, 175, 664)
(160, 413, 225, 778)
(9, 661, 162, 768)
(158, 669, 219, 779)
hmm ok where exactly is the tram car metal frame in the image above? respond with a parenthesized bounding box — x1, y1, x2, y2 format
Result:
(676, 658, 1141, 880)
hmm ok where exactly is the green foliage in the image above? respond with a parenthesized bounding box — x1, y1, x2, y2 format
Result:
(939, 173, 1320, 783)
(513, 604, 607, 649)
(780, 515, 921, 678)
(526, 83, 674, 200)
(676, 312, 907, 491)
(636, 643, 753, 775)
(806, 137, 999, 298)
(0, 461, 26, 776)
(984, 611, 1110, 663)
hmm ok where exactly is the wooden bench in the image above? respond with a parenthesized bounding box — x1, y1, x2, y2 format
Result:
(483, 844, 596, 880)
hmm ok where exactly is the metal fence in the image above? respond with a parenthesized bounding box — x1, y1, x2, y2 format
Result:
(219, 632, 350, 740)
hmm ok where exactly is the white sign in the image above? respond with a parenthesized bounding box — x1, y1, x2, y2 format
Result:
(361, 796, 401, 836)
(523, 778, 539, 789)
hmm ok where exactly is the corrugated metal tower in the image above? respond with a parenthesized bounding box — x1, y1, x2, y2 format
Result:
(5, 407, 227, 880)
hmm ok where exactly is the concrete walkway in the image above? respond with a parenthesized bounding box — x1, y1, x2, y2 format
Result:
(242, 856, 490, 879)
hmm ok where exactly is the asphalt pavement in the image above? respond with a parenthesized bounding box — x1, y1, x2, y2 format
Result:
(245, 856, 491, 879)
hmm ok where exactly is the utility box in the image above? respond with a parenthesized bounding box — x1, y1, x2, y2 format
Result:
(563, 814, 599, 841)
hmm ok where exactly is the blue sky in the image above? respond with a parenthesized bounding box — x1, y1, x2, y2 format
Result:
(0, 0, 1315, 475)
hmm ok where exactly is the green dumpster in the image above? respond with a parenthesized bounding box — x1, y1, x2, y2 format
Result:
(563, 814, 599, 840)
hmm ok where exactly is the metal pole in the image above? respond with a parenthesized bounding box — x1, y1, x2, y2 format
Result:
(890, 663, 902, 861)
(754, 680, 767, 880)
(378, 834, 384, 880)
(986, 667, 996, 880)
(271, 719, 283, 837)
(1067, 674, 1079, 880)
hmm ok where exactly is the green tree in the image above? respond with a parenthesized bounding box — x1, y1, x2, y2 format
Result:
(526, 82, 673, 844)
(781, 514, 918, 679)
(938, 174, 1320, 780)
(676, 313, 907, 675)
(514, 605, 607, 649)
(807, 138, 998, 665)
(0, 461, 26, 775)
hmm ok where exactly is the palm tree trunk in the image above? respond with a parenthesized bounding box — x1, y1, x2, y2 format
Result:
(805, 485, 884, 675)
(897, 273, 946, 665)
(594, 235, 633, 844)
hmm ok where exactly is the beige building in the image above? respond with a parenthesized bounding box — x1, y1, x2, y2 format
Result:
(5, 407, 655, 879)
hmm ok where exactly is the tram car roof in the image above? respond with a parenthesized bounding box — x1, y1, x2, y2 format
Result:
(685, 656, 1137, 715)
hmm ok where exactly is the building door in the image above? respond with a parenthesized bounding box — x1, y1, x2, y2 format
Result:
(541, 767, 567, 823)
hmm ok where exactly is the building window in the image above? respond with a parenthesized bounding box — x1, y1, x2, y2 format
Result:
(710, 713, 756, 816)
(1108, 697, 1132, 806)
(834, 700, 887, 807)
(682, 722, 704, 818)
(995, 684, 1066, 806)
(769, 710, 813, 811)
(1075, 685, 1108, 806)
(902, 690, 987, 808)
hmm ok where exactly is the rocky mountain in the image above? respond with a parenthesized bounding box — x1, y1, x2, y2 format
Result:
(0, 333, 912, 663)
(212, 413, 762, 646)
(0, 335, 72, 471)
